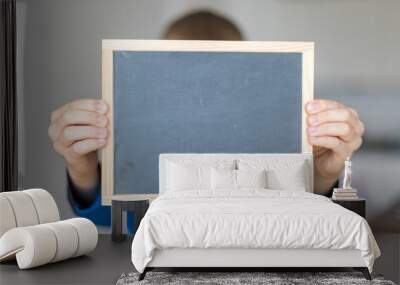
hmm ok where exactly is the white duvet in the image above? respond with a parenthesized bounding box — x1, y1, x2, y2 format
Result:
(131, 190, 380, 273)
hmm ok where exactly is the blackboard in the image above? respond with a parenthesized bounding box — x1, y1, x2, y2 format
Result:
(101, 40, 314, 203)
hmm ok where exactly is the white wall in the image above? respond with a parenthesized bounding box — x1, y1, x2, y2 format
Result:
(17, 0, 400, 282)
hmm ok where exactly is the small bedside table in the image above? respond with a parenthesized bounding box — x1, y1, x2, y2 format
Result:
(331, 198, 366, 218)
(111, 195, 158, 242)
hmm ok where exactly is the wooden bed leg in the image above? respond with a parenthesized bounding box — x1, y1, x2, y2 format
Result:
(354, 267, 372, 280)
(138, 268, 147, 281)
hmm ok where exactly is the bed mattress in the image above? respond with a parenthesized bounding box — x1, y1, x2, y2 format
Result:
(131, 189, 380, 272)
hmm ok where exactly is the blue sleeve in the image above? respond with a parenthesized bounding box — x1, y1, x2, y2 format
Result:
(67, 169, 111, 226)
(67, 168, 135, 233)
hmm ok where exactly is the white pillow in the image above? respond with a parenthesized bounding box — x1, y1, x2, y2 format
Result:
(166, 160, 235, 191)
(238, 159, 308, 191)
(167, 163, 210, 191)
(267, 167, 307, 191)
(211, 168, 236, 190)
(211, 169, 268, 190)
(237, 169, 267, 189)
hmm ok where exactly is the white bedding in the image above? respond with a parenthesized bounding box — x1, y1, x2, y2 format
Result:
(131, 190, 380, 273)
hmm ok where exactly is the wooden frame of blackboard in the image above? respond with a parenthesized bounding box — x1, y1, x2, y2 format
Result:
(101, 40, 314, 205)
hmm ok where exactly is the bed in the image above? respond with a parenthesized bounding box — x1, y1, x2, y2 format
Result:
(131, 154, 380, 280)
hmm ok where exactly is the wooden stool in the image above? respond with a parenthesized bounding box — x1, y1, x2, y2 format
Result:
(111, 198, 150, 242)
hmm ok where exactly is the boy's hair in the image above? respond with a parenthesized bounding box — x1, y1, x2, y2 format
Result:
(163, 10, 243, 41)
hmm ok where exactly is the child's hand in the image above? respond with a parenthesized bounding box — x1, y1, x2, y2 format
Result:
(48, 99, 108, 189)
(306, 99, 364, 194)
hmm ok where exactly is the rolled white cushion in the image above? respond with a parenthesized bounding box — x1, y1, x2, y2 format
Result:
(64, 218, 98, 257)
(0, 192, 39, 227)
(42, 221, 79, 262)
(0, 226, 57, 269)
(0, 196, 17, 237)
(23, 189, 59, 223)
(0, 218, 98, 269)
(0, 189, 59, 239)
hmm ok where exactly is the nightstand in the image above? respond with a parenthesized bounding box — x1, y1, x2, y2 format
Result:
(331, 198, 366, 218)
(111, 198, 150, 242)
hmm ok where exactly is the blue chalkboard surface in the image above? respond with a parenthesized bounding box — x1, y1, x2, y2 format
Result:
(113, 51, 302, 194)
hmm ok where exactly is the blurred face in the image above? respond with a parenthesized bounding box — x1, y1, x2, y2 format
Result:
(162, 12, 243, 41)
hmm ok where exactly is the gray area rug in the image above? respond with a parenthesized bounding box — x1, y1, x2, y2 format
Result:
(117, 272, 396, 285)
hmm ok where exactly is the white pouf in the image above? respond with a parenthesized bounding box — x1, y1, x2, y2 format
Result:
(0, 218, 98, 269)
(0, 225, 57, 269)
(65, 218, 98, 257)
(0, 196, 17, 237)
(0, 191, 39, 227)
(42, 221, 79, 262)
(0, 189, 98, 269)
(23, 189, 60, 223)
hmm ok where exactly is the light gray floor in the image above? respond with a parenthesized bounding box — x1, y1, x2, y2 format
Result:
(0, 235, 133, 285)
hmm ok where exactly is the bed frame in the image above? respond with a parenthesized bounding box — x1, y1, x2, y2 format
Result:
(138, 154, 371, 281)
(141, 249, 371, 280)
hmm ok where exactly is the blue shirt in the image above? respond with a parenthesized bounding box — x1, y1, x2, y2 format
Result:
(67, 168, 135, 233)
